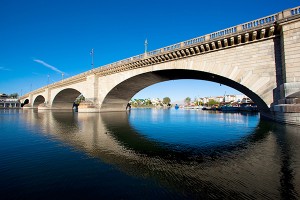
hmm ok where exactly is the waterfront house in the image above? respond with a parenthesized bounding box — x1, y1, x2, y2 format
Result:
(0, 94, 21, 108)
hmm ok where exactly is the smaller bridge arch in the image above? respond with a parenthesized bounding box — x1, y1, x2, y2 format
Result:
(21, 99, 30, 107)
(33, 95, 46, 108)
(52, 88, 82, 109)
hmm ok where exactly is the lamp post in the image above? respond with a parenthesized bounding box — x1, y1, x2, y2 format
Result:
(47, 75, 50, 86)
(144, 39, 148, 54)
(90, 48, 94, 69)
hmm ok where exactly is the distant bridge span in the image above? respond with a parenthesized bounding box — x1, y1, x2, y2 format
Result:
(20, 6, 300, 125)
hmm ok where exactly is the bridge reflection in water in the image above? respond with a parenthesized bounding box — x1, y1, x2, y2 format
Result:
(19, 109, 299, 199)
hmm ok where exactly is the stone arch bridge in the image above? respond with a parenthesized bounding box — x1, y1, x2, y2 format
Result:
(20, 6, 300, 125)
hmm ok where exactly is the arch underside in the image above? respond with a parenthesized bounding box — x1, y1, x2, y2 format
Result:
(52, 88, 81, 109)
(101, 69, 270, 112)
(33, 95, 45, 108)
(21, 99, 30, 107)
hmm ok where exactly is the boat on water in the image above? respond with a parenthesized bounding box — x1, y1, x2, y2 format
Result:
(220, 103, 258, 112)
(202, 104, 221, 111)
(220, 106, 240, 112)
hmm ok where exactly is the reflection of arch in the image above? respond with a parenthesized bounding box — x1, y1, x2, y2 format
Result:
(52, 88, 81, 109)
(33, 95, 45, 108)
(101, 69, 269, 112)
(21, 109, 287, 199)
(21, 99, 29, 107)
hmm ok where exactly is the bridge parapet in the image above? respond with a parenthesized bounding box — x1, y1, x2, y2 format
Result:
(291, 7, 300, 15)
(241, 15, 277, 30)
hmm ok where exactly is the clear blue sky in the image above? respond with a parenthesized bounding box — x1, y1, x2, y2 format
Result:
(0, 0, 298, 102)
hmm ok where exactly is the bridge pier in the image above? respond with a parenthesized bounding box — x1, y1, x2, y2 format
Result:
(78, 100, 100, 112)
(268, 82, 300, 125)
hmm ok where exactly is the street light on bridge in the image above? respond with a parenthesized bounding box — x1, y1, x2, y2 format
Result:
(90, 48, 94, 69)
(144, 39, 148, 54)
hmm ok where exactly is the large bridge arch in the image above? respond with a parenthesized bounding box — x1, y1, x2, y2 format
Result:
(52, 88, 82, 109)
(100, 69, 270, 112)
(98, 37, 277, 113)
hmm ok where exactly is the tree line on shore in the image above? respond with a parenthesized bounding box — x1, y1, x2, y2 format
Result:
(0, 93, 19, 99)
(130, 97, 220, 107)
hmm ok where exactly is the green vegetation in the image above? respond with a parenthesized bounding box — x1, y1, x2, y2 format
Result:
(9, 93, 19, 98)
(163, 97, 171, 105)
(194, 97, 203, 106)
(208, 99, 218, 106)
(74, 94, 85, 104)
(184, 97, 191, 105)
(130, 97, 173, 107)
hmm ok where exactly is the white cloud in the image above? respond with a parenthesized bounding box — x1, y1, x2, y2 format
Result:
(33, 59, 64, 74)
(0, 66, 11, 71)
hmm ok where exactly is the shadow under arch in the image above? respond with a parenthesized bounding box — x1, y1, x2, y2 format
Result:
(21, 99, 29, 107)
(20, 109, 298, 199)
(33, 95, 45, 108)
(101, 112, 272, 161)
(52, 88, 81, 109)
(101, 69, 270, 112)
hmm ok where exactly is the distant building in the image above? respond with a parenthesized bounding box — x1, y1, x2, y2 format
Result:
(214, 96, 224, 103)
(0, 93, 21, 108)
(224, 95, 236, 102)
(151, 98, 162, 106)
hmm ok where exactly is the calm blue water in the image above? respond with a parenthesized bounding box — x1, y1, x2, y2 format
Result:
(0, 108, 299, 199)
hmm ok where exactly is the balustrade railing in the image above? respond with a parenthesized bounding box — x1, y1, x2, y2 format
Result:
(183, 36, 206, 46)
(291, 6, 300, 15)
(210, 26, 237, 39)
(147, 49, 162, 56)
(132, 54, 144, 60)
(163, 43, 181, 52)
(242, 14, 277, 30)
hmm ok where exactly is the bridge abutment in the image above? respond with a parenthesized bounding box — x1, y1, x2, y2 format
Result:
(268, 15, 300, 125)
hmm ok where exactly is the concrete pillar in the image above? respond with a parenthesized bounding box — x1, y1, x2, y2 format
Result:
(252, 31, 257, 40)
(281, 19, 300, 83)
(260, 29, 266, 39)
(205, 44, 210, 51)
(269, 26, 275, 36)
(224, 39, 228, 47)
(217, 41, 222, 48)
(29, 94, 33, 107)
(44, 88, 51, 106)
(205, 34, 210, 41)
(237, 35, 241, 44)
(211, 42, 216, 50)
(200, 45, 205, 52)
(245, 33, 249, 43)
(85, 74, 99, 103)
(78, 74, 99, 112)
(230, 37, 235, 46)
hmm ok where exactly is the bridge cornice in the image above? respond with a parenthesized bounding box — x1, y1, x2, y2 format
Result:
(93, 24, 277, 77)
